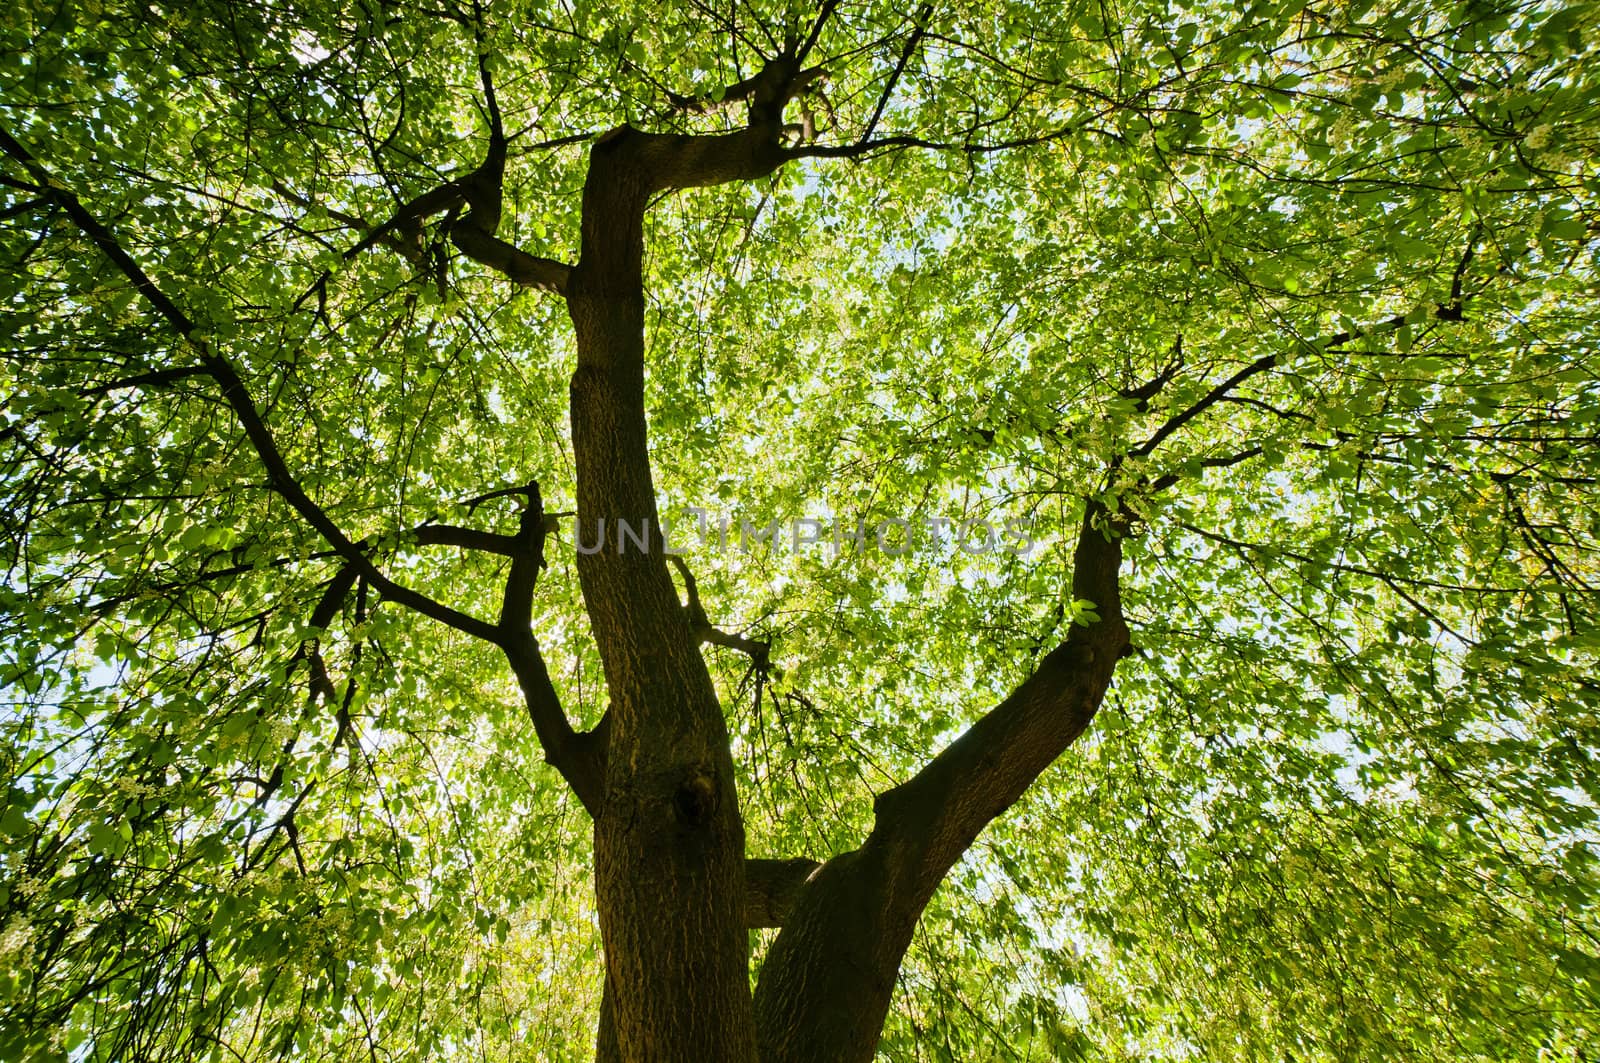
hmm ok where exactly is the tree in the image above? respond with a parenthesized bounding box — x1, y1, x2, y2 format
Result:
(2, 0, 1597, 1058)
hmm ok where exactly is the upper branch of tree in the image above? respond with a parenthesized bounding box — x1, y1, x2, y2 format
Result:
(1132, 353, 1279, 458)
(663, 2, 836, 117)
(270, 181, 416, 260)
(0, 123, 502, 645)
(860, 3, 933, 144)
(412, 522, 522, 555)
(466, 479, 604, 816)
(1121, 335, 1183, 411)
(291, 564, 360, 710)
(280, 513, 533, 711)
(77, 365, 212, 398)
(1133, 269, 1478, 462)
(580, 49, 831, 208)
(790, 0, 840, 68)
(315, 48, 571, 295)
(495, 481, 550, 634)
(869, 497, 1129, 873)
(1146, 446, 1266, 492)
(500, 631, 606, 817)
(785, 121, 1095, 162)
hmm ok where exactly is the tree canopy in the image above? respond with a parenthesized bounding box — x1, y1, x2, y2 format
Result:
(2, 0, 1598, 1059)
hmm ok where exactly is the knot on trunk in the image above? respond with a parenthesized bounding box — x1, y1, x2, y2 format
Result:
(672, 773, 717, 828)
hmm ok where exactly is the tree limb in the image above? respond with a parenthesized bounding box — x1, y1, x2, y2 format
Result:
(753, 499, 1132, 1063)
(448, 224, 573, 293)
(493, 481, 549, 634)
(312, 52, 573, 295)
(289, 564, 359, 709)
(501, 634, 607, 817)
(668, 555, 772, 669)
(1133, 353, 1278, 458)
(861, 3, 933, 144)
(1132, 289, 1476, 462)
(0, 123, 502, 645)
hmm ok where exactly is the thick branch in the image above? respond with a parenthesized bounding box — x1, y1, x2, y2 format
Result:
(753, 501, 1131, 1063)
(468, 479, 606, 816)
(411, 522, 521, 555)
(502, 634, 607, 817)
(494, 481, 548, 633)
(584, 56, 826, 205)
(870, 498, 1128, 879)
(79, 365, 211, 397)
(292, 565, 359, 707)
(448, 224, 572, 293)
(630, 124, 793, 195)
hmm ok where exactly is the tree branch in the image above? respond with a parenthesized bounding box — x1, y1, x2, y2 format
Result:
(78, 366, 211, 397)
(663, 6, 832, 119)
(753, 499, 1132, 1062)
(786, 120, 1097, 162)
(586, 56, 829, 202)
(1121, 335, 1183, 411)
(1147, 445, 1267, 492)
(0, 123, 502, 645)
(501, 633, 607, 817)
(495, 481, 549, 635)
(794, 0, 841, 66)
(1133, 353, 1278, 458)
(411, 522, 521, 556)
(1131, 284, 1477, 463)
(668, 555, 772, 669)
(300, 51, 572, 296)
(470, 479, 603, 816)
(861, 3, 933, 144)
(448, 224, 573, 293)
(270, 180, 416, 259)
(289, 565, 359, 709)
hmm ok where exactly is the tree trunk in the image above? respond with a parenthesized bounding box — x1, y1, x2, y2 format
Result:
(567, 138, 758, 1063)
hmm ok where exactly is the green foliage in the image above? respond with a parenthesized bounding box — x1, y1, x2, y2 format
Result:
(3, 0, 1598, 1059)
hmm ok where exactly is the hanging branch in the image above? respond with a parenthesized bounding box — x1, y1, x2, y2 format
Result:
(0, 123, 502, 646)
